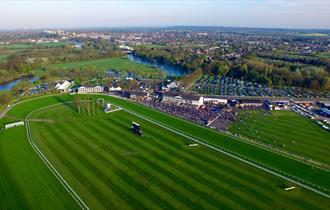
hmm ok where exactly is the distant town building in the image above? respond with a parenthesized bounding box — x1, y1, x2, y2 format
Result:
(119, 45, 134, 51)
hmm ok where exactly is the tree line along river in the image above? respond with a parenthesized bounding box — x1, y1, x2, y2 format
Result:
(0, 54, 185, 91)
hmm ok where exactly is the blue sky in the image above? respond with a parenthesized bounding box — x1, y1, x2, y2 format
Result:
(0, 0, 329, 29)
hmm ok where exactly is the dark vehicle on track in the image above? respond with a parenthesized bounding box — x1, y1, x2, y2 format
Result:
(131, 122, 143, 136)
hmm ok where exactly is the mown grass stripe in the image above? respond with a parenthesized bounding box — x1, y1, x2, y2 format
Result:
(46, 125, 147, 210)
(69, 120, 211, 210)
(105, 116, 270, 209)
(110, 111, 325, 210)
(83, 118, 240, 210)
(113, 113, 279, 198)
(35, 129, 110, 209)
(24, 100, 330, 210)
(108, 97, 330, 189)
(56, 122, 175, 210)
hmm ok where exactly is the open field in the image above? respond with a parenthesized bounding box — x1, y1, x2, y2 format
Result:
(47, 57, 158, 72)
(27, 101, 329, 209)
(302, 33, 328, 37)
(0, 42, 67, 62)
(0, 54, 10, 61)
(1, 95, 330, 209)
(229, 110, 330, 168)
(0, 46, 30, 62)
(0, 43, 36, 50)
(37, 42, 67, 48)
(139, 44, 166, 48)
(0, 123, 79, 209)
(0, 42, 67, 50)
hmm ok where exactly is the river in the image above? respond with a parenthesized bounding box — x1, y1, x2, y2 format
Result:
(0, 76, 38, 91)
(127, 54, 186, 76)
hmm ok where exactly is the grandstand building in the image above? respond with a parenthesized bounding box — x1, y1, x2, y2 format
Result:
(162, 93, 204, 106)
(203, 97, 228, 105)
(238, 99, 263, 107)
(78, 85, 104, 93)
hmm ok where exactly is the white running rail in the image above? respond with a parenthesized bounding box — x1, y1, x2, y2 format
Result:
(25, 102, 90, 210)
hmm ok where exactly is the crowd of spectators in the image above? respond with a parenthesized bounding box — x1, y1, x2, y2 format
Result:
(207, 108, 237, 131)
(159, 101, 219, 125)
(132, 96, 243, 130)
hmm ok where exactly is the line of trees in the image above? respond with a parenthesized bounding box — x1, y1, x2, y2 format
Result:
(134, 46, 330, 91)
(75, 96, 97, 116)
(258, 53, 330, 73)
(0, 92, 12, 106)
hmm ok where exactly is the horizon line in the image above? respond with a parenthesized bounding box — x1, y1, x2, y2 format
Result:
(1, 25, 330, 32)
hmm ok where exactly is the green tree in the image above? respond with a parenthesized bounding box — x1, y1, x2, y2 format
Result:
(0, 92, 12, 105)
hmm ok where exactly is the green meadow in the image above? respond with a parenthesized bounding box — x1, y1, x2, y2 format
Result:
(47, 57, 158, 73)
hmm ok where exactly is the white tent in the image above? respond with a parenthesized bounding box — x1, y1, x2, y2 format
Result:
(5, 121, 24, 129)
(56, 81, 72, 92)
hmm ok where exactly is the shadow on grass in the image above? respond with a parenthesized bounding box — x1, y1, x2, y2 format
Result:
(53, 95, 78, 113)
(108, 117, 131, 132)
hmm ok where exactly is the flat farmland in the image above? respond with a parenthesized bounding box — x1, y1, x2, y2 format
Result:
(0, 42, 67, 62)
(27, 102, 329, 209)
(230, 110, 330, 168)
(47, 57, 158, 72)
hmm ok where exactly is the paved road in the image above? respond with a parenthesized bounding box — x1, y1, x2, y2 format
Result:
(0, 105, 13, 119)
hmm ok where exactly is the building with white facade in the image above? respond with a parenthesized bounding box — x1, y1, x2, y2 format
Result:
(55, 80, 72, 92)
(78, 86, 104, 93)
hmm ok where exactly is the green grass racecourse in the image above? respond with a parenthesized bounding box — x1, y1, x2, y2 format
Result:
(29, 101, 329, 209)
(47, 57, 158, 73)
(0, 127, 80, 210)
(0, 95, 330, 209)
(229, 110, 330, 168)
(0, 96, 80, 209)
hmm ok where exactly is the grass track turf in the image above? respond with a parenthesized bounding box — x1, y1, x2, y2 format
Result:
(229, 110, 330, 167)
(29, 104, 330, 209)
(104, 96, 330, 190)
(0, 126, 80, 209)
(0, 94, 330, 209)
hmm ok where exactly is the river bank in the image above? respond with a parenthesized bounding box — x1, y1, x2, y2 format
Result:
(0, 75, 38, 91)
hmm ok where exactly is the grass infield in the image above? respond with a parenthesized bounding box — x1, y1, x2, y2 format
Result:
(230, 110, 330, 168)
